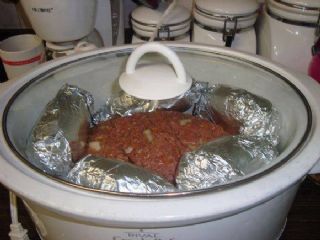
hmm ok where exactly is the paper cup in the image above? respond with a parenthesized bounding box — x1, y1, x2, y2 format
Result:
(0, 34, 45, 79)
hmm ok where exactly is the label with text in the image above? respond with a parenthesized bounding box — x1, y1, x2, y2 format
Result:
(112, 229, 175, 240)
(31, 7, 54, 13)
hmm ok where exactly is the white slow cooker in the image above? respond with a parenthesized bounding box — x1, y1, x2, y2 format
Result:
(1, 43, 320, 240)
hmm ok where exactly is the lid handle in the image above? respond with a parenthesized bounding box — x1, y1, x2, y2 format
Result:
(126, 42, 187, 84)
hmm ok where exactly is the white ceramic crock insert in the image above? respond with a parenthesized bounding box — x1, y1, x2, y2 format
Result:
(1, 43, 320, 240)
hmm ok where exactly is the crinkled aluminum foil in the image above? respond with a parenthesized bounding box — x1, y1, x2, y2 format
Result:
(26, 84, 94, 177)
(176, 135, 279, 191)
(92, 92, 158, 124)
(67, 155, 175, 193)
(92, 82, 207, 124)
(197, 85, 281, 146)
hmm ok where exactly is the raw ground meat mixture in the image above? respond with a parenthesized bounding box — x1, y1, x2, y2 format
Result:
(85, 111, 227, 183)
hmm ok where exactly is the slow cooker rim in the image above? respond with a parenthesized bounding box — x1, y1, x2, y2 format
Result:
(1, 43, 313, 199)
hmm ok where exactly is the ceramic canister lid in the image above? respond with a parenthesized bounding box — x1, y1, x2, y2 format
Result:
(194, 0, 259, 30)
(268, 0, 320, 23)
(195, 0, 259, 17)
(131, 4, 191, 39)
(131, 4, 191, 26)
(280, 0, 320, 9)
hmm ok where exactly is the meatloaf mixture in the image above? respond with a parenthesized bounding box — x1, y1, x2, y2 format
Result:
(85, 111, 227, 182)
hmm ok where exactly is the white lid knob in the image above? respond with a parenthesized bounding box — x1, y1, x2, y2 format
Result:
(119, 42, 192, 100)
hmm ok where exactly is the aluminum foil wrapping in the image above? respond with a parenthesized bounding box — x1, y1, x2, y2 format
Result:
(25, 80, 281, 193)
(92, 82, 207, 124)
(26, 84, 94, 177)
(67, 155, 175, 193)
(197, 85, 281, 146)
(176, 135, 279, 191)
(92, 93, 158, 124)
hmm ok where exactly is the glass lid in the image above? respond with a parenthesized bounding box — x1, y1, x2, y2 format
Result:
(2, 45, 311, 196)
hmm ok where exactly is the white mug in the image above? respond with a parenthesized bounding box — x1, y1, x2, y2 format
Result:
(0, 34, 45, 79)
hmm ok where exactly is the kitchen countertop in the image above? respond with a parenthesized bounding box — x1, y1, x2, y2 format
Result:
(0, 178, 320, 240)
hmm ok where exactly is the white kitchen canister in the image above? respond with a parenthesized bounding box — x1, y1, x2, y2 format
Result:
(257, 0, 320, 73)
(131, 4, 191, 43)
(192, 0, 259, 54)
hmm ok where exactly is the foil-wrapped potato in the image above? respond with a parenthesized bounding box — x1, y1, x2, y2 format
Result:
(67, 155, 175, 193)
(197, 85, 281, 146)
(176, 135, 279, 191)
(26, 84, 93, 176)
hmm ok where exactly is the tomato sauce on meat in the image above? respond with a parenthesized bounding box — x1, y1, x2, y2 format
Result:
(85, 111, 227, 183)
